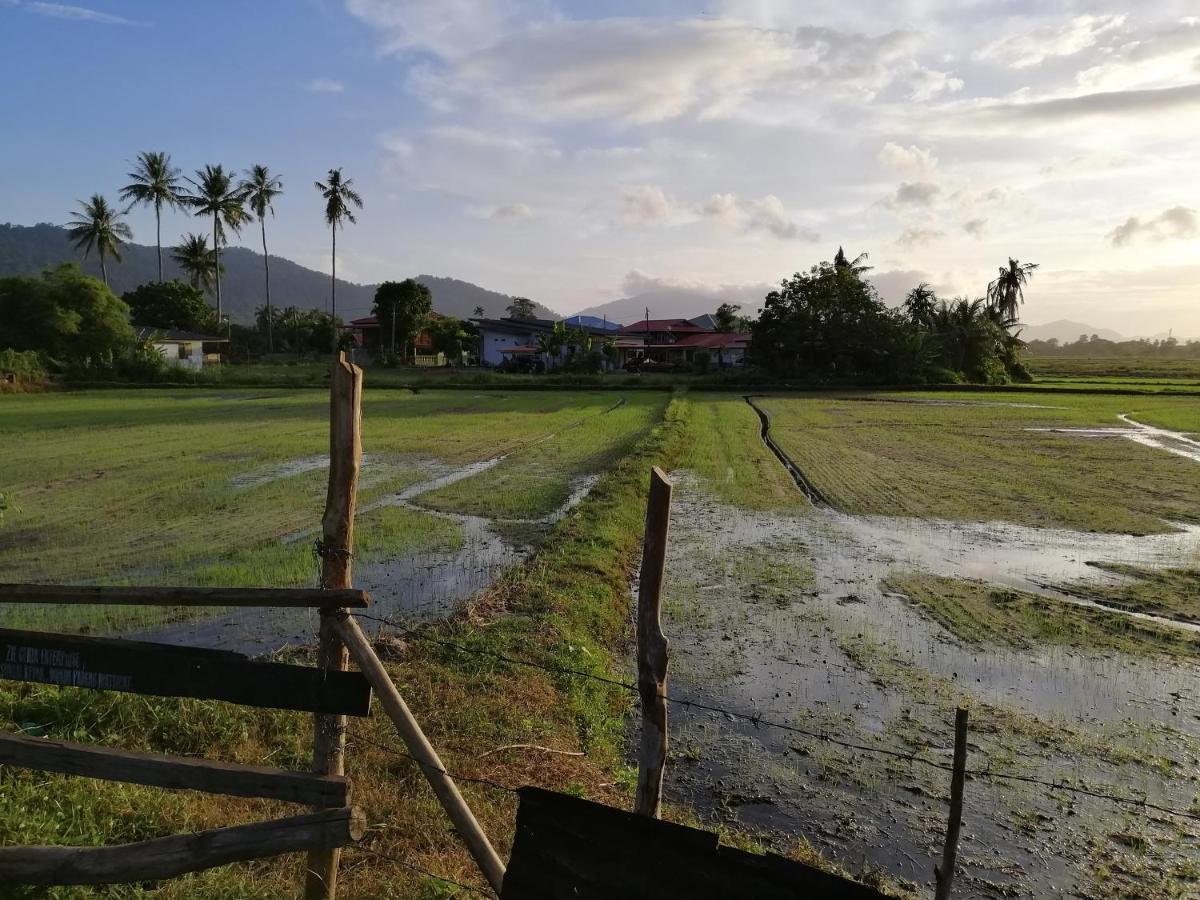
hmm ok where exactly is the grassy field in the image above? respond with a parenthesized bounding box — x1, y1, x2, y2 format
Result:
(755, 391, 1200, 532)
(1029, 356, 1200, 380)
(0, 388, 660, 632)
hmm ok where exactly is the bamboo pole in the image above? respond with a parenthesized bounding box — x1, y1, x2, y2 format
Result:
(306, 352, 363, 900)
(634, 467, 672, 818)
(934, 707, 969, 900)
(331, 612, 507, 894)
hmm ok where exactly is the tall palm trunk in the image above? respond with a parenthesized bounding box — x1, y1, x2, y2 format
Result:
(100, 250, 108, 287)
(330, 226, 337, 353)
(212, 215, 223, 320)
(261, 218, 273, 353)
(155, 200, 163, 282)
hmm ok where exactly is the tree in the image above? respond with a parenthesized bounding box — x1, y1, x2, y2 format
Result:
(0, 264, 134, 361)
(183, 165, 249, 320)
(506, 296, 537, 320)
(986, 258, 1038, 321)
(122, 280, 218, 332)
(314, 168, 363, 346)
(833, 246, 872, 274)
(241, 165, 283, 352)
(903, 283, 938, 327)
(714, 302, 741, 333)
(65, 195, 132, 287)
(372, 279, 431, 358)
(426, 316, 468, 365)
(473, 305, 486, 318)
(171, 233, 219, 295)
(120, 151, 183, 281)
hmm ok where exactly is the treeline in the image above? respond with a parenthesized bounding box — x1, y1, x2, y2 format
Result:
(751, 250, 1035, 384)
(1026, 335, 1200, 358)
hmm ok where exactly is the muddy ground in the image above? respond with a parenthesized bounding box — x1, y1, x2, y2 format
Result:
(652, 472, 1200, 898)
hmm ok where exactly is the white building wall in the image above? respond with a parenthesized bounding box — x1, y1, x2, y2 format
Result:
(153, 341, 205, 370)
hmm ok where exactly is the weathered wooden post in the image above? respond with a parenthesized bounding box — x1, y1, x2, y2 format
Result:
(934, 706, 969, 900)
(306, 352, 363, 900)
(635, 466, 672, 818)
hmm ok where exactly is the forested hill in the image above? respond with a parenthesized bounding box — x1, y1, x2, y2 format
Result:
(0, 223, 555, 323)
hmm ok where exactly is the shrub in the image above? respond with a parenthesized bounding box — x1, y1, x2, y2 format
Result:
(0, 348, 46, 384)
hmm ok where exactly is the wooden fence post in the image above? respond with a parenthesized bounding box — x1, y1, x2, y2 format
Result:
(306, 352, 363, 900)
(635, 466, 672, 818)
(934, 706, 969, 900)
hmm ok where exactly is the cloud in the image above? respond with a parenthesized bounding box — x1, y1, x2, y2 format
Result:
(908, 66, 963, 101)
(883, 181, 941, 209)
(344, 0, 529, 57)
(870, 269, 935, 306)
(621, 185, 676, 226)
(306, 77, 346, 93)
(22, 1, 145, 25)
(971, 82, 1200, 127)
(963, 218, 988, 239)
(619, 270, 771, 305)
(701, 192, 817, 241)
(1108, 206, 1199, 247)
(975, 14, 1125, 69)
(489, 202, 533, 222)
(896, 226, 945, 249)
(878, 142, 938, 179)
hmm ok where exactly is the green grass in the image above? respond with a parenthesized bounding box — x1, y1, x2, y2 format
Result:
(1060, 564, 1200, 624)
(1029, 356, 1200, 380)
(0, 387, 656, 632)
(755, 391, 1200, 533)
(885, 572, 1200, 659)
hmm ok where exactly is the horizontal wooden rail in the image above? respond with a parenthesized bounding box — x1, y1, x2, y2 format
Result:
(0, 628, 373, 716)
(0, 731, 350, 806)
(0, 584, 369, 609)
(0, 807, 365, 886)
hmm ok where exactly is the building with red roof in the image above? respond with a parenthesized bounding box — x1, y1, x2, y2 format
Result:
(616, 315, 750, 368)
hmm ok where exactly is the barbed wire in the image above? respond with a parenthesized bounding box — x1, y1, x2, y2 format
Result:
(344, 727, 520, 795)
(347, 845, 493, 897)
(348, 610, 1200, 824)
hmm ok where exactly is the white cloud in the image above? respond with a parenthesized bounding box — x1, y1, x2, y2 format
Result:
(701, 192, 817, 240)
(908, 66, 963, 101)
(975, 14, 1126, 69)
(489, 202, 533, 222)
(878, 142, 938, 179)
(23, 1, 145, 25)
(1108, 206, 1199, 247)
(896, 226, 945, 249)
(963, 218, 987, 239)
(621, 185, 676, 226)
(344, 0, 532, 57)
(306, 77, 346, 93)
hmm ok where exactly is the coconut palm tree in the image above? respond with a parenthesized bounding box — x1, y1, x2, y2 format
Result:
(65, 194, 132, 287)
(314, 168, 363, 335)
(986, 258, 1038, 321)
(833, 246, 872, 274)
(171, 233, 219, 295)
(240, 165, 283, 352)
(119, 151, 183, 281)
(183, 165, 250, 319)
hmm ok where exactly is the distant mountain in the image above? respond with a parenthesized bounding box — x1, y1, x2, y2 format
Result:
(1020, 319, 1126, 344)
(574, 283, 770, 327)
(0, 223, 555, 323)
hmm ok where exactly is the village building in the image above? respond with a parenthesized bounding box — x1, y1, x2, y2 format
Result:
(135, 326, 227, 369)
(346, 312, 445, 365)
(471, 317, 616, 367)
(616, 316, 751, 368)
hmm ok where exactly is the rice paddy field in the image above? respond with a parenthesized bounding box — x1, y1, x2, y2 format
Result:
(2, 384, 1200, 897)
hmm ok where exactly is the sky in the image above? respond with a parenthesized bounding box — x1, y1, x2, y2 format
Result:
(1, 0, 1198, 333)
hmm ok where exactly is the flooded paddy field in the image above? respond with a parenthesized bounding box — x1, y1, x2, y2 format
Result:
(655, 392, 1200, 898)
(0, 387, 664, 648)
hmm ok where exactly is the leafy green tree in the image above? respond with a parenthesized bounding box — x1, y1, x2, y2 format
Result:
(122, 280, 218, 332)
(473, 305, 486, 318)
(183, 164, 249, 320)
(120, 151, 183, 281)
(373, 279, 431, 358)
(314, 168, 363, 340)
(65, 195, 132, 287)
(240, 165, 283, 352)
(714, 302, 741, 333)
(506, 296, 537, 320)
(426, 316, 468, 365)
(171, 233, 219, 295)
(903, 283, 938, 327)
(986, 258, 1038, 321)
(0, 264, 134, 361)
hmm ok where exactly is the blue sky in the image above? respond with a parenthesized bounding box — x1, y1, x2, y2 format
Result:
(2, 1, 1199, 332)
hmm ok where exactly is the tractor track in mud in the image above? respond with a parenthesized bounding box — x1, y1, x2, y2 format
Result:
(743, 395, 828, 506)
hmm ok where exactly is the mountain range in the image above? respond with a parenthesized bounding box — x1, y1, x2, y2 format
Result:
(0, 223, 556, 323)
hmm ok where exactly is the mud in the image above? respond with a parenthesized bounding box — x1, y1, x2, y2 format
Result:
(646, 475, 1200, 897)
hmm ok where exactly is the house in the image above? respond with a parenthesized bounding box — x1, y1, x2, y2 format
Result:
(135, 327, 227, 369)
(616, 316, 751, 368)
(347, 312, 445, 364)
(471, 317, 615, 367)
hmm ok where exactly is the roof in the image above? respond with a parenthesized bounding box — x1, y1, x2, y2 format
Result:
(673, 332, 751, 349)
(349, 311, 445, 328)
(500, 344, 540, 354)
(473, 317, 615, 336)
(688, 313, 720, 330)
(617, 319, 709, 335)
(561, 314, 621, 331)
(135, 326, 227, 343)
